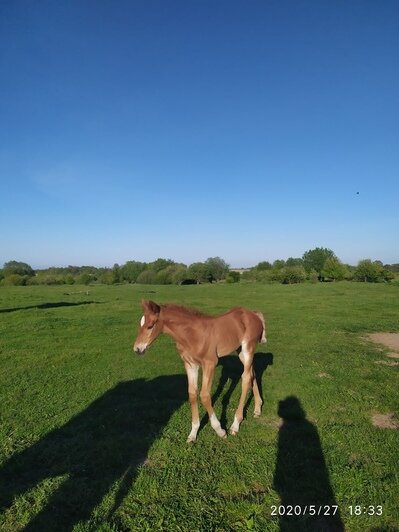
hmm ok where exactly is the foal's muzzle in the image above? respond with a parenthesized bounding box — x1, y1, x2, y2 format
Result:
(134, 346, 146, 355)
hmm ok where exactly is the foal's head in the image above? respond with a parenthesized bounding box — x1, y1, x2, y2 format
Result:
(133, 300, 162, 355)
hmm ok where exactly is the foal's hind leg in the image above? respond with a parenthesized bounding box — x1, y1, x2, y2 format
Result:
(230, 341, 256, 435)
(200, 360, 226, 439)
(252, 368, 263, 417)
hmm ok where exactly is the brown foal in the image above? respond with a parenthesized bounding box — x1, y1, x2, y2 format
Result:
(133, 300, 267, 442)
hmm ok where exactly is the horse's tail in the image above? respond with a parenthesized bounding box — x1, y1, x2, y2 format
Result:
(254, 311, 267, 344)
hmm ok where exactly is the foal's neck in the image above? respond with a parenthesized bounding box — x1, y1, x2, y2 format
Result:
(160, 305, 204, 342)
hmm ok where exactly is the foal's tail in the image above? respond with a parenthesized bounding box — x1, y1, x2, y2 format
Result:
(254, 311, 267, 344)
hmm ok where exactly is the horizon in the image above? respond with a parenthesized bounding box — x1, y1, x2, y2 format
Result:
(1, 2, 398, 268)
(3, 251, 398, 272)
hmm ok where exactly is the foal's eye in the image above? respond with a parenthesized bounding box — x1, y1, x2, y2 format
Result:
(147, 324, 155, 330)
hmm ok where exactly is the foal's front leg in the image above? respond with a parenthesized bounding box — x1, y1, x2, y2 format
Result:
(185, 362, 200, 443)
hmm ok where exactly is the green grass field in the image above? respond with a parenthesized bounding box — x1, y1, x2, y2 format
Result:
(0, 282, 398, 531)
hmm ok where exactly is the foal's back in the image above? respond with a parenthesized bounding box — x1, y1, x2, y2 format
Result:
(211, 307, 264, 358)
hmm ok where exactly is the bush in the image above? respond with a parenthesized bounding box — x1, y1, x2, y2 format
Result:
(307, 269, 319, 283)
(354, 260, 393, 283)
(321, 258, 348, 281)
(156, 268, 173, 285)
(25, 275, 65, 285)
(3, 274, 26, 286)
(99, 271, 115, 285)
(241, 269, 256, 281)
(171, 266, 190, 285)
(279, 266, 306, 284)
(226, 271, 240, 283)
(136, 270, 157, 284)
(76, 273, 92, 285)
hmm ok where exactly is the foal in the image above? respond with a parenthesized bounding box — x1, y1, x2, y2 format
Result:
(133, 300, 267, 442)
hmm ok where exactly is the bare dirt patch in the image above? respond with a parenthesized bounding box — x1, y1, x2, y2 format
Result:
(371, 413, 399, 430)
(367, 333, 399, 353)
(374, 360, 399, 367)
(387, 352, 399, 359)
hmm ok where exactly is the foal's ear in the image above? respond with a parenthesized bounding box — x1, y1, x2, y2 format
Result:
(141, 299, 160, 315)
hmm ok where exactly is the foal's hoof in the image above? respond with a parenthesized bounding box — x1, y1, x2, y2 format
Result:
(253, 412, 261, 418)
(230, 429, 238, 436)
(218, 429, 227, 439)
(187, 436, 196, 444)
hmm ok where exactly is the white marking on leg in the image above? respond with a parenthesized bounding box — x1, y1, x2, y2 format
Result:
(187, 421, 200, 443)
(186, 363, 200, 442)
(230, 415, 240, 434)
(210, 413, 226, 438)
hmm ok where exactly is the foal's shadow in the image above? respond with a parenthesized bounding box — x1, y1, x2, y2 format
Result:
(200, 352, 273, 431)
(0, 375, 186, 531)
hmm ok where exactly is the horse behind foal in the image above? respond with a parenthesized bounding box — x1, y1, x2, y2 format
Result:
(133, 300, 267, 442)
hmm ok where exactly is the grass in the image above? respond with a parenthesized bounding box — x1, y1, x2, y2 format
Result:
(0, 282, 398, 531)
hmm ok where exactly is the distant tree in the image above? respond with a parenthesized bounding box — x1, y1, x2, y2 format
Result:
(256, 261, 272, 271)
(354, 260, 381, 282)
(188, 262, 211, 283)
(171, 266, 190, 285)
(149, 258, 176, 273)
(205, 257, 229, 281)
(3, 261, 34, 278)
(112, 264, 121, 284)
(76, 273, 91, 285)
(302, 247, 336, 275)
(136, 270, 157, 284)
(99, 271, 114, 285)
(354, 260, 394, 283)
(285, 257, 303, 267)
(155, 267, 175, 285)
(120, 261, 146, 283)
(272, 259, 286, 270)
(321, 258, 348, 281)
(64, 274, 75, 285)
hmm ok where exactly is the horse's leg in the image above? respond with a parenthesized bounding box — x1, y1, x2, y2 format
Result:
(185, 362, 200, 443)
(200, 360, 226, 438)
(236, 346, 262, 414)
(230, 341, 255, 435)
(252, 366, 263, 417)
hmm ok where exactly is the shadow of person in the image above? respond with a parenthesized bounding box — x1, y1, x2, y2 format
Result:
(273, 396, 344, 531)
(200, 352, 274, 431)
(0, 375, 186, 531)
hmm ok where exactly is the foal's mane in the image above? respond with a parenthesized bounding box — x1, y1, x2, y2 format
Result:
(161, 303, 210, 319)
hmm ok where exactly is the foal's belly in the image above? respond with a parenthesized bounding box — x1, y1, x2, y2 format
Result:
(216, 338, 241, 357)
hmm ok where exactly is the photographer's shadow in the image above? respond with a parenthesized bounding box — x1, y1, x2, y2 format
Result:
(273, 396, 344, 531)
(0, 375, 186, 531)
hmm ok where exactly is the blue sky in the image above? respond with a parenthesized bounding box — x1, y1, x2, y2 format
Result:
(1, 1, 398, 268)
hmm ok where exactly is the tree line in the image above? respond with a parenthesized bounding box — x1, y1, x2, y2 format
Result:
(243, 248, 397, 284)
(0, 257, 231, 286)
(1, 249, 398, 287)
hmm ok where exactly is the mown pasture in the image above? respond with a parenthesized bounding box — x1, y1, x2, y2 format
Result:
(0, 282, 398, 531)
